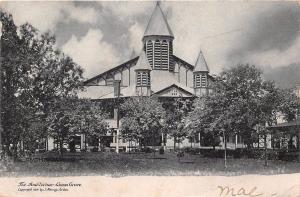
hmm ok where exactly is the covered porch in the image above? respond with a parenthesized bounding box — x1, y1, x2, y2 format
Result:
(268, 119, 300, 150)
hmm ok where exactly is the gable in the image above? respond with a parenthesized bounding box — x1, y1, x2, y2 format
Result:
(154, 84, 194, 98)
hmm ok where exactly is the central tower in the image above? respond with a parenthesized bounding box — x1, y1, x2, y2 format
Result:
(142, 2, 174, 71)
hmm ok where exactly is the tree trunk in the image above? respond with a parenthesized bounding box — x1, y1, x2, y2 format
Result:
(223, 131, 227, 169)
(59, 139, 63, 157)
(85, 134, 87, 151)
(174, 136, 176, 151)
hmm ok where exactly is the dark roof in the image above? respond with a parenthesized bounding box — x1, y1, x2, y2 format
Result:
(83, 57, 139, 85)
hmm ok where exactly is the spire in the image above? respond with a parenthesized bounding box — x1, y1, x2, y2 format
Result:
(194, 50, 209, 72)
(135, 51, 152, 70)
(143, 2, 174, 38)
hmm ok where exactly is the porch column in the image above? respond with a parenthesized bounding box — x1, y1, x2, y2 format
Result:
(81, 134, 85, 151)
(198, 132, 201, 148)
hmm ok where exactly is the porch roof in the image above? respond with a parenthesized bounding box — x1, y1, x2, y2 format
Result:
(268, 119, 300, 130)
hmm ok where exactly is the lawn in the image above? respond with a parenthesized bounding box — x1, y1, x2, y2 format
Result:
(1, 151, 300, 177)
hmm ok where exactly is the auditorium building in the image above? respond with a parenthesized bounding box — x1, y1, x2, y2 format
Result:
(46, 2, 245, 152)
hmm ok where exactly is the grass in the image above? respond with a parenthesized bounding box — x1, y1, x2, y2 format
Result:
(1, 151, 300, 177)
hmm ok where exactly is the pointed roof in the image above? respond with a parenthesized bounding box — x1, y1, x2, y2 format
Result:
(194, 50, 209, 72)
(135, 51, 151, 70)
(143, 2, 174, 38)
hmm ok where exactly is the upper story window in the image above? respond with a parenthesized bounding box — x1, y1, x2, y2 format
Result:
(144, 39, 174, 71)
(171, 89, 178, 96)
(200, 73, 207, 87)
(136, 71, 150, 87)
(146, 40, 154, 68)
(194, 73, 207, 88)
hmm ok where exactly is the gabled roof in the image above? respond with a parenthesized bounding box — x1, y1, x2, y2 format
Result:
(153, 83, 195, 97)
(143, 2, 174, 38)
(135, 51, 151, 70)
(173, 55, 194, 70)
(194, 50, 209, 72)
(83, 57, 139, 86)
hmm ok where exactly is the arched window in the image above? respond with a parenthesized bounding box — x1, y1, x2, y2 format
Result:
(154, 40, 161, 69)
(136, 71, 150, 87)
(169, 41, 174, 71)
(136, 72, 142, 86)
(161, 40, 168, 70)
(194, 73, 207, 88)
(200, 73, 207, 87)
(146, 40, 153, 68)
(194, 74, 200, 88)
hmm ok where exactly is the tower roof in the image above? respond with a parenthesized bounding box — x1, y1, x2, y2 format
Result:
(135, 51, 151, 70)
(194, 50, 209, 72)
(143, 2, 174, 38)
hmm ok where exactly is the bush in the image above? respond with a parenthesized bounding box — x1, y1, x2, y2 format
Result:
(91, 147, 99, 152)
(233, 148, 242, 158)
(141, 147, 153, 153)
(177, 151, 184, 158)
(278, 150, 298, 161)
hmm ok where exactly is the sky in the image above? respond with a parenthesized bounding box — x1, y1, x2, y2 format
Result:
(1, 1, 300, 88)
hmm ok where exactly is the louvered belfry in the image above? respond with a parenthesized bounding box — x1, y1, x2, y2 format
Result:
(193, 50, 210, 96)
(135, 51, 152, 96)
(142, 2, 174, 72)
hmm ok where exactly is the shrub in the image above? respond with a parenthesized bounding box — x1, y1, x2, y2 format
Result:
(177, 151, 184, 158)
(91, 147, 99, 152)
(278, 150, 298, 161)
(141, 147, 153, 153)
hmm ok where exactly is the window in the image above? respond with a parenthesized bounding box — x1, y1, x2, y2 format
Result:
(161, 40, 168, 70)
(136, 71, 150, 86)
(201, 73, 207, 87)
(154, 40, 161, 69)
(194, 73, 207, 87)
(171, 89, 178, 96)
(136, 72, 141, 86)
(194, 74, 201, 88)
(169, 41, 174, 71)
(146, 40, 153, 68)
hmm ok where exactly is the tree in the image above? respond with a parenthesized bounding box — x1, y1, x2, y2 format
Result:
(70, 99, 109, 151)
(46, 98, 108, 154)
(0, 10, 84, 158)
(164, 98, 192, 150)
(120, 96, 165, 150)
(188, 64, 298, 168)
(187, 97, 221, 150)
(0, 11, 32, 158)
